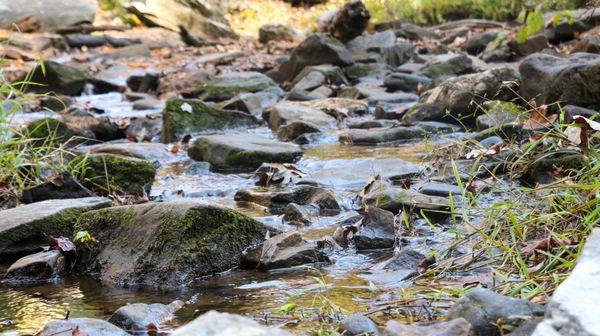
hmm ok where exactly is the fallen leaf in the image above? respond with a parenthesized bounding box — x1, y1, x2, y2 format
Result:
(520, 236, 557, 255)
(48, 236, 76, 253)
(523, 104, 557, 129)
(465, 144, 507, 159)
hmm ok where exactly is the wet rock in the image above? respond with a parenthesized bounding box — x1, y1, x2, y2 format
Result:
(374, 102, 414, 120)
(259, 24, 302, 43)
(189, 133, 302, 172)
(384, 73, 431, 92)
(26, 61, 86, 96)
(544, 7, 600, 43)
(519, 52, 600, 109)
(21, 172, 92, 204)
(341, 125, 425, 145)
(382, 41, 416, 67)
(192, 72, 276, 101)
(279, 34, 354, 82)
(476, 100, 525, 131)
(447, 288, 544, 336)
(75, 202, 266, 289)
(93, 44, 152, 60)
(466, 31, 499, 55)
(348, 64, 391, 83)
(361, 178, 450, 214)
(222, 90, 281, 119)
(259, 232, 327, 269)
(23, 117, 76, 146)
(481, 40, 513, 62)
(289, 65, 349, 92)
(522, 150, 584, 185)
(348, 120, 399, 129)
(3, 250, 65, 285)
(144, 0, 236, 40)
(0, 197, 111, 258)
(0, 0, 97, 31)
(378, 249, 426, 271)
(70, 153, 156, 195)
(419, 182, 462, 197)
(511, 317, 542, 336)
(126, 115, 162, 142)
(532, 228, 600, 336)
(478, 136, 503, 148)
(416, 120, 462, 133)
(127, 70, 160, 93)
(187, 162, 211, 175)
(235, 185, 339, 214)
(277, 121, 321, 141)
(405, 66, 520, 122)
(355, 207, 396, 250)
(75, 142, 177, 164)
(418, 53, 473, 79)
(346, 30, 396, 60)
(572, 28, 600, 54)
(37, 318, 129, 336)
(340, 314, 379, 336)
(354, 79, 419, 104)
(302, 98, 369, 118)
(269, 101, 337, 133)
(384, 318, 471, 336)
(161, 98, 256, 142)
(171, 310, 292, 335)
(108, 300, 184, 332)
(283, 203, 317, 226)
(299, 158, 423, 189)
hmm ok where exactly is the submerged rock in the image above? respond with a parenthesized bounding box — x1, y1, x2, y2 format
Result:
(75, 202, 267, 289)
(447, 288, 544, 336)
(37, 318, 129, 336)
(3, 250, 65, 285)
(355, 207, 396, 250)
(0, 197, 111, 258)
(259, 231, 327, 269)
(70, 153, 156, 195)
(533, 228, 600, 336)
(188, 133, 303, 172)
(109, 300, 184, 332)
(171, 310, 292, 335)
(384, 318, 471, 336)
(161, 98, 256, 142)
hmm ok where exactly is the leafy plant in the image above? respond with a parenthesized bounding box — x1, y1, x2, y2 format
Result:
(516, 5, 544, 44)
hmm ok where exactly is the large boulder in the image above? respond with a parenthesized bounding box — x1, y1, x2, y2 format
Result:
(26, 61, 86, 96)
(74, 202, 267, 289)
(0, 0, 97, 31)
(109, 301, 184, 331)
(533, 228, 600, 336)
(70, 153, 156, 195)
(519, 52, 600, 110)
(37, 318, 129, 336)
(144, 0, 236, 40)
(161, 98, 256, 142)
(405, 66, 520, 122)
(447, 288, 545, 336)
(171, 310, 292, 336)
(188, 133, 303, 172)
(3, 250, 65, 285)
(279, 34, 354, 82)
(0, 197, 111, 258)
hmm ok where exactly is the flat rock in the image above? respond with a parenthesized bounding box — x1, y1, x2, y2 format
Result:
(172, 310, 292, 336)
(109, 300, 184, 331)
(384, 318, 471, 336)
(75, 142, 177, 164)
(269, 101, 337, 131)
(3, 250, 65, 285)
(37, 318, 129, 336)
(0, 0, 97, 31)
(188, 133, 303, 172)
(340, 314, 380, 336)
(361, 178, 450, 214)
(195, 72, 277, 101)
(341, 125, 425, 145)
(259, 232, 327, 269)
(0, 197, 111, 258)
(355, 207, 396, 250)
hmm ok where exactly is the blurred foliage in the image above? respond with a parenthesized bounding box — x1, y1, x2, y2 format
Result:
(97, 0, 140, 26)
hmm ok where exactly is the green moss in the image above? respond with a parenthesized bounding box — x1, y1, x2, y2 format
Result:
(26, 61, 86, 96)
(421, 63, 465, 78)
(70, 153, 156, 195)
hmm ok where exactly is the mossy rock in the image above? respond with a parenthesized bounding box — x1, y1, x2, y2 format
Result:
(289, 65, 348, 91)
(70, 153, 156, 195)
(23, 118, 75, 146)
(74, 201, 267, 289)
(521, 150, 585, 185)
(0, 197, 111, 258)
(476, 100, 526, 131)
(192, 72, 276, 101)
(161, 98, 256, 143)
(25, 61, 86, 96)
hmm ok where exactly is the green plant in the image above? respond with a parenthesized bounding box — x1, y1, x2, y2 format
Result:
(516, 5, 544, 44)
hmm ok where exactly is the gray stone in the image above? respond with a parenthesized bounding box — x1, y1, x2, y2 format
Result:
(0, 197, 111, 258)
(384, 73, 432, 92)
(75, 202, 267, 289)
(188, 133, 303, 172)
(384, 318, 471, 336)
(348, 120, 399, 129)
(378, 249, 426, 271)
(419, 182, 462, 197)
(222, 90, 281, 119)
(3, 250, 65, 285)
(355, 207, 396, 250)
(195, 72, 277, 101)
(283, 203, 316, 226)
(26, 61, 86, 96)
(476, 100, 525, 131)
(361, 178, 450, 214)
(478, 136, 503, 148)
(355, 79, 420, 104)
(172, 311, 292, 336)
(341, 125, 425, 145)
(345, 63, 392, 81)
(109, 300, 184, 331)
(447, 288, 545, 336)
(279, 34, 354, 81)
(340, 315, 379, 336)
(277, 121, 321, 141)
(259, 24, 303, 43)
(519, 52, 600, 110)
(75, 142, 177, 164)
(21, 172, 92, 204)
(466, 32, 499, 55)
(259, 232, 327, 269)
(532, 228, 600, 336)
(37, 318, 129, 336)
(418, 53, 473, 79)
(269, 101, 337, 131)
(234, 185, 339, 214)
